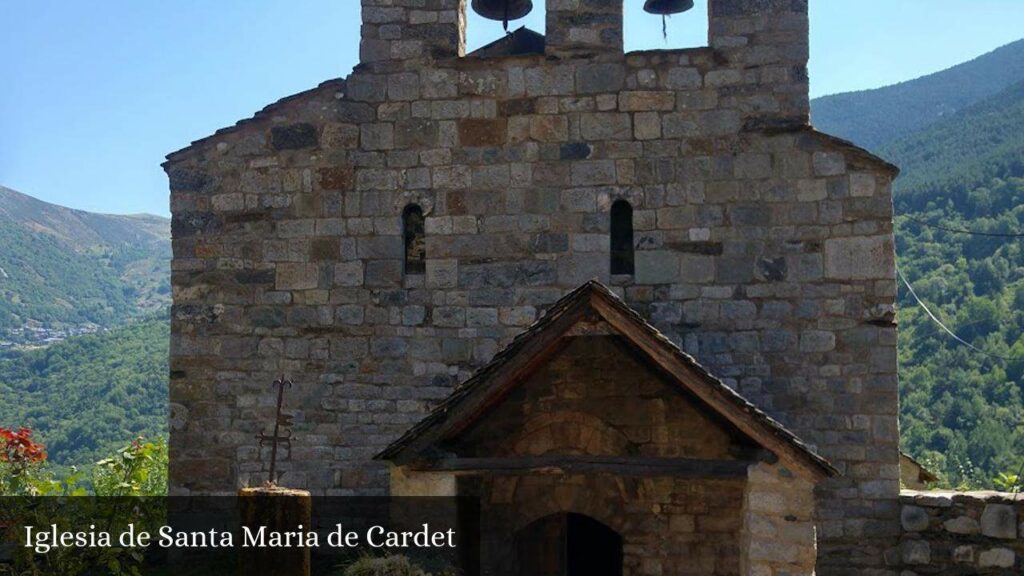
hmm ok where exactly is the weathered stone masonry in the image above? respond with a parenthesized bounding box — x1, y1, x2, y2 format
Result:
(164, 0, 901, 573)
(900, 490, 1023, 573)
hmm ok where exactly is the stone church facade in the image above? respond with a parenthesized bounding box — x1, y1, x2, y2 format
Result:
(164, 1, 902, 574)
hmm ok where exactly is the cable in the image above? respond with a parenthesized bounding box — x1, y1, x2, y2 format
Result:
(896, 266, 1015, 361)
(902, 215, 1024, 238)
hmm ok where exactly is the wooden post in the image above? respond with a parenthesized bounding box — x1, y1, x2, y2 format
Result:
(238, 486, 312, 576)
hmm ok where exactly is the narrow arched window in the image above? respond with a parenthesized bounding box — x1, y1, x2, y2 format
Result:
(403, 204, 425, 275)
(610, 200, 635, 276)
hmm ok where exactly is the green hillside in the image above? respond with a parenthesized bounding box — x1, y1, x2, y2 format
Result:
(813, 39, 1024, 150)
(885, 80, 1024, 213)
(0, 185, 170, 338)
(0, 316, 169, 467)
(878, 82, 1024, 488)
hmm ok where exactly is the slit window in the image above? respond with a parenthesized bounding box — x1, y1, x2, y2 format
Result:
(610, 200, 635, 276)
(403, 204, 425, 275)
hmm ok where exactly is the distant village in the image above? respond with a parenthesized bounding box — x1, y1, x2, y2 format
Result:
(0, 322, 103, 351)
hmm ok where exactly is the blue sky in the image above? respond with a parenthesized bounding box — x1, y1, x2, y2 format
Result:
(2, 1, 1023, 217)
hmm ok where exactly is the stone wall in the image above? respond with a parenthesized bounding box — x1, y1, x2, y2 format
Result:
(477, 474, 747, 576)
(900, 490, 1023, 574)
(165, 0, 900, 573)
(742, 462, 817, 576)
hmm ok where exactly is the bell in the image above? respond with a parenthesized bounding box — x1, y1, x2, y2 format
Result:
(643, 0, 695, 15)
(471, 0, 533, 30)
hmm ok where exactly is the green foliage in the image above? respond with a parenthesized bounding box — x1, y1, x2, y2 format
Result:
(0, 220, 170, 334)
(0, 317, 169, 468)
(0, 439, 167, 575)
(993, 472, 1021, 493)
(341, 555, 454, 576)
(875, 79, 1024, 489)
(92, 438, 169, 497)
(0, 436, 167, 497)
(885, 81, 1024, 214)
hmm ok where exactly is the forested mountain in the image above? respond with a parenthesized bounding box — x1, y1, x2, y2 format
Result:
(813, 39, 1024, 150)
(0, 186, 170, 340)
(820, 67, 1024, 488)
(884, 80, 1024, 213)
(0, 316, 168, 467)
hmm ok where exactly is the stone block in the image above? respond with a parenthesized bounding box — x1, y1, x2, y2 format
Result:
(433, 307, 465, 328)
(333, 261, 364, 287)
(364, 260, 402, 288)
(900, 506, 930, 532)
(426, 259, 458, 289)
(276, 263, 320, 291)
(466, 308, 498, 328)
(558, 253, 608, 286)
(402, 306, 426, 326)
(457, 119, 507, 147)
(634, 112, 662, 140)
(371, 337, 407, 358)
(361, 123, 394, 151)
(978, 548, 1015, 568)
(901, 540, 930, 565)
(666, 67, 702, 90)
(571, 160, 617, 186)
(619, 91, 675, 112)
(336, 305, 364, 325)
(635, 251, 680, 285)
(580, 113, 632, 140)
(499, 306, 535, 327)
(529, 115, 569, 142)
(387, 72, 420, 101)
(952, 544, 974, 563)
(813, 152, 846, 176)
(662, 113, 698, 138)
(270, 123, 318, 151)
(943, 516, 979, 535)
(576, 63, 625, 94)
(850, 172, 876, 197)
(524, 65, 575, 96)
(981, 504, 1017, 539)
(800, 331, 836, 353)
(824, 236, 893, 280)
(318, 166, 354, 190)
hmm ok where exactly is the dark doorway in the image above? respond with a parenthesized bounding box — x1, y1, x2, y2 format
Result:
(515, 513, 623, 576)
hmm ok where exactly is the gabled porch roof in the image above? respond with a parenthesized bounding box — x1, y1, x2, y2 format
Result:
(377, 280, 837, 480)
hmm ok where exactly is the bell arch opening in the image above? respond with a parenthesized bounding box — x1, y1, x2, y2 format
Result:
(465, 0, 547, 57)
(625, 0, 709, 52)
(514, 513, 623, 576)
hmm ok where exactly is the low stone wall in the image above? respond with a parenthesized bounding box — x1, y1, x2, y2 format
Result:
(900, 490, 1022, 573)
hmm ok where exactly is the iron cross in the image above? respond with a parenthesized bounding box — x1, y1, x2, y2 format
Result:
(256, 376, 294, 485)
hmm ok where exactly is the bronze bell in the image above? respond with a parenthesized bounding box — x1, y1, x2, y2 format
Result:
(471, 0, 533, 30)
(643, 0, 695, 15)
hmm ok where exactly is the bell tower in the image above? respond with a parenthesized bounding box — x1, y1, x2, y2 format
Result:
(359, 0, 467, 64)
(708, 0, 811, 123)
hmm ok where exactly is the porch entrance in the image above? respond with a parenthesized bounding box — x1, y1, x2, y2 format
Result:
(515, 513, 623, 576)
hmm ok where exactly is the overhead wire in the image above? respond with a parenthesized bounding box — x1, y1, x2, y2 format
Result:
(896, 265, 1015, 362)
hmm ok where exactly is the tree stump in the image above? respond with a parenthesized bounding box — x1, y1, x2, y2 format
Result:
(238, 486, 312, 576)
